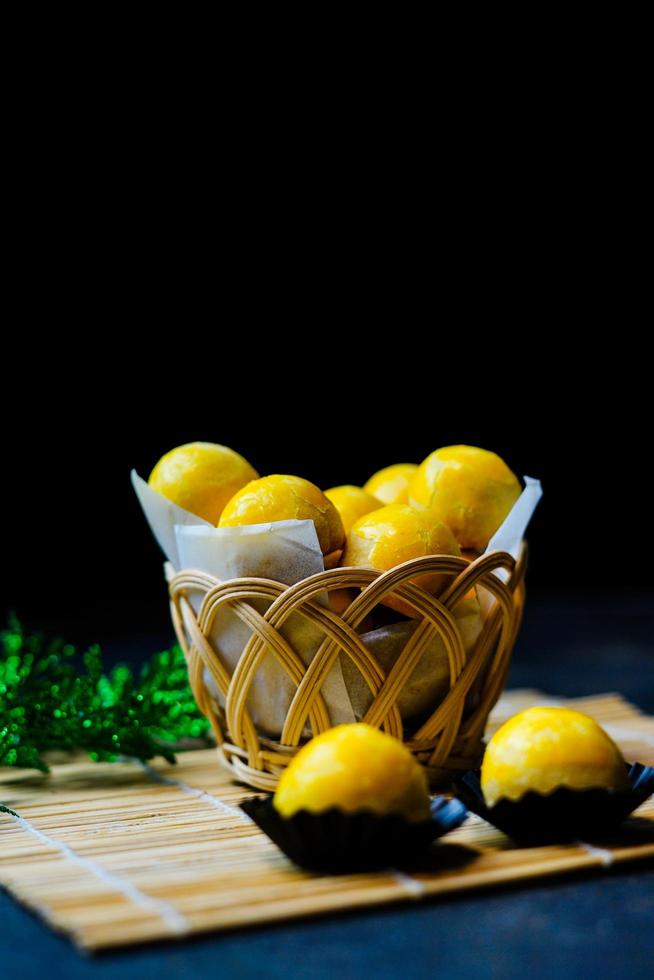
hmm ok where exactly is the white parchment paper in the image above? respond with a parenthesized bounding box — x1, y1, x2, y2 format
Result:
(485, 476, 543, 564)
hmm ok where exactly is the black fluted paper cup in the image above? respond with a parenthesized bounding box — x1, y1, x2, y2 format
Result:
(455, 763, 654, 844)
(240, 795, 468, 873)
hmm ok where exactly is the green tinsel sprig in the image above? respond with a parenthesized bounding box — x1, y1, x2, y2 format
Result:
(0, 616, 210, 772)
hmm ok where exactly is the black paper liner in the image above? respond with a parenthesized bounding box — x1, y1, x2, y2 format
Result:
(455, 762, 654, 844)
(240, 795, 468, 872)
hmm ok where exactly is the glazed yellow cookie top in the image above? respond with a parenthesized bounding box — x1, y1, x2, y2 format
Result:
(218, 474, 345, 557)
(481, 707, 629, 806)
(409, 445, 520, 551)
(324, 485, 380, 535)
(274, 723, 431, 822)
(363, 463, 418, 505)
(148, 442, 258, 525)
(344, 504, 461, 572)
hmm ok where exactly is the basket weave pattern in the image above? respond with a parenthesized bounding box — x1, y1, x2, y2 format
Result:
(168, 548, 526, 791)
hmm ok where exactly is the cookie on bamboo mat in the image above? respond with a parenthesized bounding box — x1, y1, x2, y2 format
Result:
(242, 724, 467, 872)
(456, 707, 654, 844)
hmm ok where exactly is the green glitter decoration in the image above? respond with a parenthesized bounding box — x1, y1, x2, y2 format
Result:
(0, 616, 210, 772)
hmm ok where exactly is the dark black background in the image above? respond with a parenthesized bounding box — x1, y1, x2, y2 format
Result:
(2, 340, 650, 651)
(2, 46, 650, 654)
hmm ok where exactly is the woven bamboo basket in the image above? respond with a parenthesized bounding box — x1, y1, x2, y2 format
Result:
(168, 546, 527, 791)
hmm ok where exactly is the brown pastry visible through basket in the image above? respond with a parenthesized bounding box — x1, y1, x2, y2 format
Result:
(168, 546, 526, 791)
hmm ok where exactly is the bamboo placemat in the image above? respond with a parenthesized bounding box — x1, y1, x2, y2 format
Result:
(1, 690, 653, 952)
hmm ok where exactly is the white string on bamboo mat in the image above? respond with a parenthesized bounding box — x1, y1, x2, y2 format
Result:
(576, 841, 614, 867)
(137, 761, 253, 825)
(390, 870, 426, 897)
(2, 807, 190, 935)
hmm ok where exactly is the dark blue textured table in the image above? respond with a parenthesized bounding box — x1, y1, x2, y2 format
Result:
(2, 597, 653, 980)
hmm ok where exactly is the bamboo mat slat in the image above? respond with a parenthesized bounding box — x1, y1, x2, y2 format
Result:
(1, 690, 654, 952)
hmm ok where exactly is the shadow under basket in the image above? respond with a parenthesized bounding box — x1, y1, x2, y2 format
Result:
(167, 546, 527, 792)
